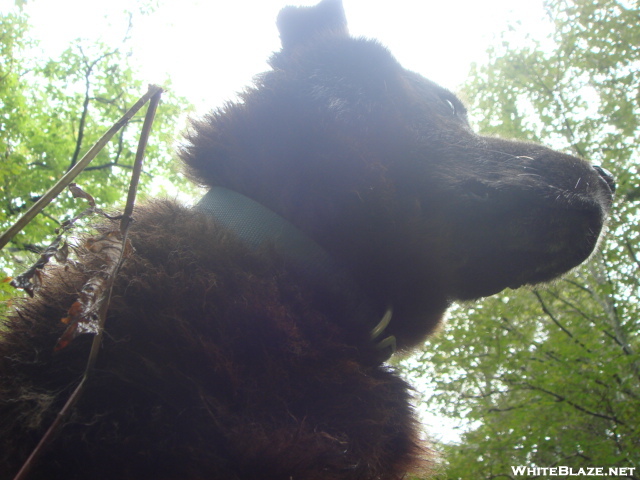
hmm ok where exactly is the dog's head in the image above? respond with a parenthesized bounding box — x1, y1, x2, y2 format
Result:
(181, 0, 614, 347)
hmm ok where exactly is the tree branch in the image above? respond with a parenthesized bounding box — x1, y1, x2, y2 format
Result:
(67, 47, 120, 171)
(624, 240, 640, 272)
(510, 379, 626, 426)
(561, 278, 593, 295)
(544, 288, 598, 324)
(0, 85, 163, 251)
(533, 291, 592, 352)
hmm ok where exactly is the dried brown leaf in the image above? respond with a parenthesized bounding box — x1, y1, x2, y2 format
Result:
(54, 231, 132, 351)
(68, 183, 96, 207)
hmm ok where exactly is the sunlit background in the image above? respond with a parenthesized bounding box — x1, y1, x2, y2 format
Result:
(13, 0, 551, 113)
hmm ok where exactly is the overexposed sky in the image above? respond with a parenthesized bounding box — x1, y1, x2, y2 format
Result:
(11, 0, 551, 114)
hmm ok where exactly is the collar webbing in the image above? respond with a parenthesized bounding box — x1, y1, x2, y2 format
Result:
(198, 187, 341, 283)
(196, 187, 396, 360)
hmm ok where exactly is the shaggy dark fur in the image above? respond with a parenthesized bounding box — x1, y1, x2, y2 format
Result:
(0, 1, 614, 479)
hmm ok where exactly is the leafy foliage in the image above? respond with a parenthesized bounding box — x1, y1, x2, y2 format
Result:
(405, 0, 640, 477)
(0, 8, 195, 308)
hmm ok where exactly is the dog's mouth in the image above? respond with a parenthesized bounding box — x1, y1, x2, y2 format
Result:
(592, 165, 617, 194)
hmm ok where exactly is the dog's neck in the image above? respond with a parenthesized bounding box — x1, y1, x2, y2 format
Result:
(197, 187, 395, 361)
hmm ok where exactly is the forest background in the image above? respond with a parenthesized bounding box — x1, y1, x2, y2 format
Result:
(1, 0, 638, 478)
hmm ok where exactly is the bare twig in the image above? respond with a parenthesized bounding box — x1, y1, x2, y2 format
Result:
(0, 84, 163, 252)
(84, 87, 162, 373)
(11, 376, 89, 480)
(120, 87, 162, 233)
(11, 86, 163, 480)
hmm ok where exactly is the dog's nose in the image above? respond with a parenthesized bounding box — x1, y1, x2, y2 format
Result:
(593, 165, 616, 193)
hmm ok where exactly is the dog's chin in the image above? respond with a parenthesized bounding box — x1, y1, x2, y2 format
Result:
(441, 181, 610, 301)
(450, 239, 599, 300)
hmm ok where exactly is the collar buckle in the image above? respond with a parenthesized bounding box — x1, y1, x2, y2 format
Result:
(370, 306, 396, 360)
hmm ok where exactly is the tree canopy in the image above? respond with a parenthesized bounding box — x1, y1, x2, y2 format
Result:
(0, 6, 194, 305)
(405, 0, 640, 477)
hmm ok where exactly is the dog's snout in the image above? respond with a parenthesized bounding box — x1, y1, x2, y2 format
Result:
(593, 165, 616, 193)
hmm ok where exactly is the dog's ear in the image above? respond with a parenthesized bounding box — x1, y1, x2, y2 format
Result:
(277, 0, 348, 50)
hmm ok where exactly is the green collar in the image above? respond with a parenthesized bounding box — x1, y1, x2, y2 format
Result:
(197, 187, 396, 361)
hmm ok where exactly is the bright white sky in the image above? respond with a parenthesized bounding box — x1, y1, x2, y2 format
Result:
(8, 0, 551, 115)
(2, 0, 552, 443)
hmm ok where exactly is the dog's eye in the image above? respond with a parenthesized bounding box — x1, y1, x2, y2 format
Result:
(440, 95, 467, 118)
(444, 99, 456, 115)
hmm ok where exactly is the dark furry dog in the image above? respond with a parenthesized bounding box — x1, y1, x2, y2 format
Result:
(0, 1, 614, 479)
